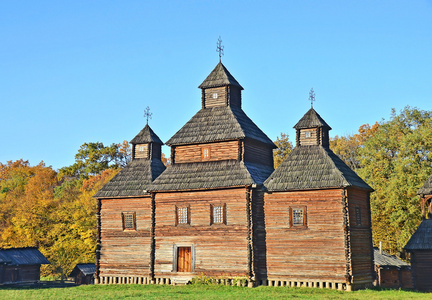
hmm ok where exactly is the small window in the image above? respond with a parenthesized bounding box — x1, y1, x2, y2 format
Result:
(202, 147, 210, 160)
(212, 93, 218, 99)
(305, 131, 311, 138)
(210, 204, 226, 225)
(122, 212, 136, 230)
(139, 146, 145, 152)
(289, 206, 307, 228)
(355, 207, 362, 226)
(176, 206, 190, 225)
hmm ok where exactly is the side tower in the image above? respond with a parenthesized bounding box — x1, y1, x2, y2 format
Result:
(94, 124, 166, 284)
(404, 174, 432, 291)
(263, 108, 374, 291)
(148, 62, 275, 284)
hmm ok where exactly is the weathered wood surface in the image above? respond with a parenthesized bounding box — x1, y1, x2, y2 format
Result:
(243, 139, 274, 167)
(411, 250, 432, 291)
(154, 188, 249, 277)
(264, 189, 348, 281)
(99, 197, 152, 277)
(175, 141, 239, 163)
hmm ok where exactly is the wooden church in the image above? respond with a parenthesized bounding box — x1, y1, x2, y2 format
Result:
(94, 60, 374, 290)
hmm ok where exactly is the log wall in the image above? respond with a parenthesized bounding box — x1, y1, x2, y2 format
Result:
(346, 188, 374, 287)
(99, 197, 152, 277)
(175, 141, 239, 163)
(203, 87, 227, 108)
(154, 188, 249, 278)
(263, 189, 348, 282)
(244, 139, 274, 167)
(411, 250, 432, 291)
(134, 144, 149, 159)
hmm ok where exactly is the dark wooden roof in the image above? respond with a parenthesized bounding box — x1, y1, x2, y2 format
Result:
(418, 174, 432, 195)
(198, 62, 243, 90)
(94, 158, 166, 198)
(166, 106, 275, 147)
(148, 160, 274, 192)
(130, 124, 163, 145)
(374, 248, 410, 268)
(69, 263, 95, 277)
(294, 108, 332, 130)
(404, 219, 432, 251)
(264, 145, 372, 192)
(0, 248, 50, 265)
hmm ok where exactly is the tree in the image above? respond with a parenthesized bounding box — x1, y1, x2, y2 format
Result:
(273, 133, 293, 169)
(358, 107, 432, 255)
(59, 141, 131, 179)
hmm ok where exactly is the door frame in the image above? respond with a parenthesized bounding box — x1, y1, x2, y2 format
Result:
(173, 244, 195, 273)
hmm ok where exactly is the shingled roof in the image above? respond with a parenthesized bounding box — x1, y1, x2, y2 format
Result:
(94, 158, 166, 198)
(198, 62, 243, 90)
(166, 106, 275, 147)
(0, 248, 50, 265)
(148, 160, 274, 192)
(418, 174, 432, 195)
(404, 219, 432, 251)
(130, 124, 163, 145)
(294, 108, 332, 130)
(374, 248, 410, 268)
(264, 145, 372, 192)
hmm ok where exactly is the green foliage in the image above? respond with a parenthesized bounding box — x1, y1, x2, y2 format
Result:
(273, 133, 293, 168)
(59, 141, 131, 179)
(357, 107, 432, 255)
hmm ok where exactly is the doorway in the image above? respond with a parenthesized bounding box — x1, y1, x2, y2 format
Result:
(177, 247, 191, 272)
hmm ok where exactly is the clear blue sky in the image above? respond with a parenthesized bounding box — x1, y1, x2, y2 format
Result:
(1, 1, 431, 170)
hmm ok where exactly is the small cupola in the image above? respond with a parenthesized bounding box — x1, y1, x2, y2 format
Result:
(130, 124, 163, 160)
(198, 62, 243, 109)
(294, 108, 332, 147)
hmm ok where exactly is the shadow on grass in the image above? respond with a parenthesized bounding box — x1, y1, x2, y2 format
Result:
(0, 281, 77, 290)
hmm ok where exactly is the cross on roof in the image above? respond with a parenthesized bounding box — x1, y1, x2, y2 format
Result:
(309, 88, 316, 108)
(216, 36, 224, 62)
(144, 106, 152, 125)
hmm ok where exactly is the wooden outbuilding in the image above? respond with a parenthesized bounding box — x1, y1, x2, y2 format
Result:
(404, 175, 432, 291)
(69, 263, 96, 284)
(373, 247, 411, 289)
(0, 247, 50, 284)
(94, 61, 374, 290)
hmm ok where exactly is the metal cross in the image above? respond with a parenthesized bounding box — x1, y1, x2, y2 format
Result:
(144, 106, 152, 125)
(216, 36, 224, 62)
(309, 88, 316, 108)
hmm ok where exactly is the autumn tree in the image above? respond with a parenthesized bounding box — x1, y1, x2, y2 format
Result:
(357, 107, 432, 256)
(273, 133, 293, 169)
(59, 141, 131, 179)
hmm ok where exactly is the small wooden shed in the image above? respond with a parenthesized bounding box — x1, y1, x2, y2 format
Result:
(69, 263, 95, 284)
(0, 247, 50, 284)
(373, 247, 412, 289)
(404, 174, 432, 291)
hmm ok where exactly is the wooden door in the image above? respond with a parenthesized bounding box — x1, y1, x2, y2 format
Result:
(177, 247, 191, 272)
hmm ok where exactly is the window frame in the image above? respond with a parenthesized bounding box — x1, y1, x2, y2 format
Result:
(122, 211, 137, 230)
(172, 244, 195, 273)
(175, 205, 191, 226)
(202, 147, 211, 160)
(210, 203, 227, 225)
(355, 206, 362, 227)
(289, 206, 307, 228)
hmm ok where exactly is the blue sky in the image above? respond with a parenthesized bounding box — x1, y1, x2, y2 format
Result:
(1, 1, 431, 170)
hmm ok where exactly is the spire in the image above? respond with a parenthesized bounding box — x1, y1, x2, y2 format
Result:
(294, 108, 331, 147)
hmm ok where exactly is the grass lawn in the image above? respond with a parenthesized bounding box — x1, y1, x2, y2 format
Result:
(0, 284, 430, 300)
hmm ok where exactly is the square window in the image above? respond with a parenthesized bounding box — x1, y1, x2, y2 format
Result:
(122, 212, 136, 230)
(176, 206, 190, 225)
(289, 206, 307, 228)
(305, 131, 311, 138)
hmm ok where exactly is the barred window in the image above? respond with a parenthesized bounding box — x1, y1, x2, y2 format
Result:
(292, 209, 304, 226)
(177, 206, 190, 225)
(210, 204, 226, 225)
(289, 206, 307, 228)
(355, 207, 362, 226)
(122, 212, 136, 230)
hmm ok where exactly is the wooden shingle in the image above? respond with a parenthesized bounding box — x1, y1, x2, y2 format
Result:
(294, 108, 332, 130)
(404, 219, 432, 250)
(198, 62, 243, 90)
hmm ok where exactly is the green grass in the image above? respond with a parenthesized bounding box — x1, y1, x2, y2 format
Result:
(0, 284, 430, 300)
